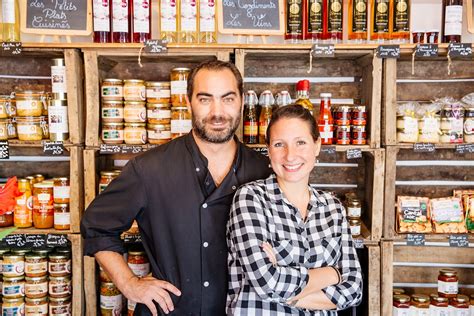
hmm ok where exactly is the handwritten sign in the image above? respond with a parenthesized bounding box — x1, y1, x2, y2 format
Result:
(415, 44, 438, 58)
(321, 146, 337, 155)
(100, 144, 145, 155)
(448, 43, 473, 58)
(43, 141, 65, 156)
(5, 234, 27, 248)
(144, 40, 168, 54)
(407, 234, 425, 246)
(21, 0, 92, 36)
(449, 234, 469, 247)
(312, 44, 335, 58)
(376, 45, 400, 58)
(1, 42, 22, 56)
(218, 0, 285, 35)
(25, 234, 47, 248)
(0, 141, 9, 159)
(353, 239, 364, 249)
(455, 143, 474, 154)
(347, 148, 362, 160)
(46, 234, 69, 247)
(251, 147, 268, 156)
(413, 143, 436, 153)
(123, 234, 142, 244)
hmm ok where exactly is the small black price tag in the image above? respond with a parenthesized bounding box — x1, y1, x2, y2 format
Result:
(43, 141, 65, 156)
(376, 45, 400, 58)
(121, 145, 144, 154)
(415, 44, 438, 58)
(100, 144, 121, 154)
(347, 148, 362, 159)
(123, 234, 142, 243)
(448, 43, 472, 58)
(407, 234, 426, 246)
(321, 146, 337, 155)
(0, 141, 9, 159)
(353, 239, 364, 249)
(25, 234, 47, 248)
(311, 44, 335, 57)
(413, 143, 436, 153)
(46, 234, 69, 247)
(455, 143, 474, 154)
(144, 39, 168, 54)
(252, 147, 268, 157)
(5, 234, 27, 248)
(1, 42, 22, 55)
(449, 234, 469, 248)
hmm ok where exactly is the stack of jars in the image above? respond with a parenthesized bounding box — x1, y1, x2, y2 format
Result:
(48, 58, 69, 142)
(170, 68, 192, 140)
(333, 105, 368, 145)
(1, 247, 73, 315)
(344, 193, 363, 238)
(100, 248, 150, 316)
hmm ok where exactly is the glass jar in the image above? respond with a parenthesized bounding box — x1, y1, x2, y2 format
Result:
(411, 294, 430, 315)
(33, 183, 54, 229)
(352, 125, 367, 145)
(393, 288, 405, 295)
(53, 177, 70, 204)
(124, 123, 147, 145)
(450, 295, 470, 314)
(3, 254, 25, 277)
(464, 107, 474, 143)
(469, 294, 474, 314)
(7, 118, 17, 139)
(147, 123, 171, 145)
(0, 119, 8, 140)
(99, 266, 112, 283)
(393, 294, 410, 316)
(430, 294, 449, 315)
(146, 82, 171, 103)
(146, 102, 171, 124)
(127, 250, 150, 277)
(170, 68, 190, 107)
(49, 296, 71, 315)
(101, 79, 124, 101)
(54, 203, 70, 230)
(128, 299, 137, 316)
(99, 171, 118, 193)
(438, 268, 458, 298)
(2, 276, 25, 298)
(11, 249, 30, 256)
(25, 296, 48, 315)
(123, 80, 146, 102)
(0, 248, 10, 274)
(100, 282, 123, 316)
(0, 96, 10, 119)
(102, 122, 124, 144)
(15, 89, 47, 117)
(48, 99, 69, 141)
(34, 175, 45, 183)
(336, 125, 351, 145)
(351, 106, 367, 126)
(171, 107, 192, 139)
(24, 276, 48, 298)
(16, 116, 43, 141)
(0, 212, 14, 227)
(48, 254, 71, 277)
(124, 101, 146, 123)
(2, 297, 25, 315)
(333, 106, 352, 126)
(346, 198, 362, 217)
(348, 217, 362, 237)
(49, 276, 72, 298)
(25, 254, 47, 278)
(102, 100, 124, 123)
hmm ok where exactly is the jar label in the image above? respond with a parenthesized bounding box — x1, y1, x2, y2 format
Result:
(37, 193, 52, 204)
(49, 260, 71, 274)
(429, 305, 450, 316)
(347, 207, 362, 217)
(170, 80, 187, 95)
(160, 1, 177, 32)
(146, 89, 171, 100)
(25, 261, 48, 274)
(2, 304, 25, 316)
(50, 282, 72, 296)
(148, 109, 171, 120)
(0, 125, 7, 139)
(464, 118, 474, 134)
(128, 299, 137, 311)
(349, 223, 361, 236)
(102, 107, 124, 119)
(99, 183, 109, 193)
(3, 283, 24, 296)
(54, 212, 71, 226)
(200, 1, 216, 32)
(444, 5, 462, 36)
(181, 1, 197, 32)
(124, 86, 146, 101)
(403, 117, 418, 133)
(53, 186, 70, 200)
(124, 107, 146, 122)
(128, 262, 150, 277)
(101, 294, 123, 310)
(148, 129, 171, 140)
(421, 117, 439, 134)
(102, 86, 123, 98)
(112, 0, 129, 33)
(2, 0, 16, 23)
(3, 261, 25, 275)
(133, 0, 150, 33)
(25, 302, 48, 314)
(93, 0, 110, 32)
(171, 119, 192, 134)
(244, 123, 258, 136)
(51, 66, 67, 94)
(17, 124, 39, 135)
(49, 302, 71, 315)
(124, 130, 147, 144)
(392, 307, 410, 316)
(48, 106, 69, 134)
(438, 280, 458, 294)
(25, 281, 48, 295)
(102, 129, 124, 141)
(17, 100, 40, 111)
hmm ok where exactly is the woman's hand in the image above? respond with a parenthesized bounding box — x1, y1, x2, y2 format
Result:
(261, 242, 277, 266)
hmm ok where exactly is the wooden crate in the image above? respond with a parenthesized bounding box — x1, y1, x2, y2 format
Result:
(83, 47, 232, 148)
(383, 47, 474, 146)
(1, 145, 84, 233)
(383, 146, 474, 240)
(0, 48, 85, 145)
(235, 48, 382, 148)
(381, 241, 474, 316)
(356, 243, 381, 316)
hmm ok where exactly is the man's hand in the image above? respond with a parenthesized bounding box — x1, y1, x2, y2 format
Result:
(123, 275, 182, 315)
(261, 242, 277, 266)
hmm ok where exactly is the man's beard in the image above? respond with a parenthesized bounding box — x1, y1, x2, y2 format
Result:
(192, 113, 241, 143)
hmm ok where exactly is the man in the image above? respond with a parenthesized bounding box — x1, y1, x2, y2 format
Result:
(81, 60, 270, 315)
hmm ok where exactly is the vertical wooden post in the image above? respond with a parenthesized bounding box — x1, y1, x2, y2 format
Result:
(381, 241, 394, 316)
(84, 50, 100, 147)
(65, 49, 85, 145)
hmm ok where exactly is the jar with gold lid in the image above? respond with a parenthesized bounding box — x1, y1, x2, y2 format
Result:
(25, 276, 48, 298)
(48, 253, 71, 277)
(147, 123, 171, 145)
(124, 123, 147, 145)
(49, 295, 71, 315)
(2, 276, 25, 298)
(429, 294, 449, 314)
(170, 68, 190, 107)
(124, 101, 146, 123)
(15, 88, 47, 117)
(49, 275, 72, 298)
(33, 182, 54, 229)
(450, 294, 470, 311)
(123, 80, 146, 102)
(392, 294, 410, 315)
(101, 79, 123, 101)
(147, 102, 171, 124)
(348, 217, 362, 237)
(99, 171, 119, 193)
(127, 250, 150, 277)
(102, 100, 124, 123)
(53, 177, 70, 204)
(25, 296, 48, 315)
(25, 253, 47, 278)
(3, 254, 25, 277)
(171, 107, 192, 139)
(0, 95, 10, 119)
(0, 119, 8, 140)
(16, 117, 43, 141)
(2, 297, 25, 315)
(346, 197, 362, 218)
(411, 294, 430, 314)
(100, 282, 123, 316)
(99, 266, 112, 283)
(146, 82, 171, 103)
(438, 268, 458, 298)
(392, 288, 405, 295)
(54, 203, 70, 230)
(102, 122, 124, 144)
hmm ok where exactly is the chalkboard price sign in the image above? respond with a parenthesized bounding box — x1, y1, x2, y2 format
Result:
(415, 44, 438, 58)
(347, 148, 362, 160)
(449, 234, 469, 247)
(1, 42, 22, 56)
(321, 146, 337, 155)
(46, 234, 69, 247)
(144, 40, 168, 54)
(43, 141, 65, 156)
(413, 143, 436, 153)
(0, 141, 9, 160)
(312, 44, 335, 58)
(455, 143, 474, 154)
(407, 234, 425, 246)
(376, 45, 400, 58)
(448, 43, 473, 58)
(25, 234, 47, 248)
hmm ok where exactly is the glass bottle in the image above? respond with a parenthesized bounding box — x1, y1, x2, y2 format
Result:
(112, 0, 131, 43)
(305, 0, 325, 41)
(132, 0, 151, 43)
(294, 80, 314, 115)
(258, 91, 274, 144)
(199, 0, 217, 43)
(318, 93, 334, 145)
(243, 91, 259, 145)
(370, 0, 390, 42)
(93, 0, 111, 43)
(442, 0, 463, 43)
(391, 0, 410, 42)
(14, 178, 32, 228)
(179, 0, 198, 43)
(276, 91, 292, 108)
(2, 0, 20, 42)
(327, 0, 343, 42)
(160, 0, 178, 43)
(348, 0, 368, 42)
(285, 0, 306, 42)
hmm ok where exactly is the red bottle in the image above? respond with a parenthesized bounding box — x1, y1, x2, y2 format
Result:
(305, 0, 327, 41)
(286, 0, 307, 42)
(112, 0, 131, 43)
(93, 0, 112, 43)
(318, 93, 334, 145)
(132, 0, 151, 43)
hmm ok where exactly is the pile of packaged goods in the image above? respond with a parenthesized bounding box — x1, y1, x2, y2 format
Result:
(397, 190, 474, 234)
(393, 268, 474, 315)
(397, 93, 474, 144)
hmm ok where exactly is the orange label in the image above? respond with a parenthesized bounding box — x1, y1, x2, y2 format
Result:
(259, 125, 268, 136)
(244, 123, 258, 136)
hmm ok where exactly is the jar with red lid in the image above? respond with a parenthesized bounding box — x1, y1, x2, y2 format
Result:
(430, 294, 449, 315)
(392, 294, 410, 316)
(438, 268, 458, 298)
(351, 106, 367, 126)
(127, 250, 150, 278)
(450, 295, 470, 315)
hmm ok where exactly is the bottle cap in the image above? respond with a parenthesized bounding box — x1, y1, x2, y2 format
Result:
(296, 80, 310, 92)
(320, 93, 332, 98)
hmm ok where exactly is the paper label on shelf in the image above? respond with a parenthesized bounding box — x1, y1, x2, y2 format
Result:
(181, 1, 197, 32)
(200, 1, 216, 32)
(392, 306, 410, 316)
(161, 2, 177, 32)
(51, 66, 67, 94)
(133, 0, 150, 33)
(2, 0, 16, 24)
(171, 80, 187, 94)
(171, 120, 192, 134)
(54, 212, 70, 226)
(112, 0, 129, 33)
(438, 280, 458, 294)
(429, 305, 450, 316)
(93, 0, 110, 32)
(444, 5, 462, 36)
(48, 106, 69, 133)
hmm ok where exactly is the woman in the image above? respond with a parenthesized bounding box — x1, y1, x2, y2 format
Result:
(227, 104, 362, 315)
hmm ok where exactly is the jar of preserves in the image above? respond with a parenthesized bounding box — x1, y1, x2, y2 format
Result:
(48, 254, 71, 277)
(101, 79, 124, 101)
(124, 123, 147, 145)
(99, 171, 119, 193)
(16, 116, 43, 141)
(11, 249, 30, 256)
(147, 102, 171, 124)
(411, 294, 430, 315)
(127, 250, 150, 277)
(14, 178, 33, 228)
(102, 100, 124, 123)
(99, 266, 112, 283)
(49, 296, 71, 315)
(25, 296, 48, 315)
(147, 123, 171, 145)
(352, 125, 367, 145)
(0, 119, 8, 140)
(464, 107, 474, 143)
(146, 82, 171, 103)
(53, 177, 70, 204)
(25, 254, 47, 278)
(351, 106, 367, 126)
(336, 125, 351, 145)
(15, 89, 47, 117)
(24, 276, 48, 298)
(450, 294, 470, 314)
(102, 122, 124, 144)
(100, 282, 123, 316)
(123, 80, 146, 102)
(2, 297, 25, 315)
(392, 288, 405, 295)
(49, 276, 72, 298)
(438, 268, 458, 298)
(171, 107, 192, 139)
(0, 248, 10, 274)
(393, 294, 410, 315)
(33, 183, 54, 229)
(469, 294, 474, 314)
(34, 175, 45, 183)
(3, 254, 25, 277)
(430, 294, 449, 315)
(0, 95, 10, 119)
(48, 99, 69, 141)
(170, 68, 190, 107)
(124, 101, 146, 123)
(346, 198, 362, 217)
(0, 212, 14, 227)
(7, 118, 17, 139)
(348, 217, 362, 237)
(333, 106, 352, 126)
(2, 276, 25, 298)
(54, 203, 70, 230)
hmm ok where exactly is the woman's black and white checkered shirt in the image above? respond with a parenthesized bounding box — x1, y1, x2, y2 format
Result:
(226, 174, 363, 315)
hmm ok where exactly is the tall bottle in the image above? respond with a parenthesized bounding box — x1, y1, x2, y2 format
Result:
(305, 0, 326, 41)
(93, 0, 112, 43)
(111, 0, 131, 43)
(327, 0, 343, 42)
(160, 0, 178, 43)
(370, 0, 390, 42)
(390, 0, 410, 42)
(442, 0, 463, 43)
(348, 0, 368, 42)
(132, 0, 151, 43)
(318, 93, 334, 145)
(199, 0, 217, 43)
(2, 0, 20, 42)
(258, 91, 274, 144)
(285, 0, 306, 42)
(179, 0, 198, 43)
(294, 80, 314, 116)
(243, 91, 259, 144)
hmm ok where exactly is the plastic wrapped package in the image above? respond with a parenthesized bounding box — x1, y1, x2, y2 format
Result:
(417, 102, 441, 143)
(397, 196, 432, 233)
(396, 102, 419, 143)
(430, 197, 467, 233)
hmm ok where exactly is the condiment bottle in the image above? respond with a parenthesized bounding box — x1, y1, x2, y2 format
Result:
(370, 0, 390, 42)
(285, 0, 306, 42)
(14, 179, 33, 228)
(442, 0, 463, 43)
(294, 80, 314, 115)
(390, 0, 410, 42)
(243, 91, 259, 145)
(2, 0, 20, 42)
(199, 0, 217, 43)
(160, 0, 178, 43)
(93, 0, 112, 43)
(111, 0, 131, 43)
(348, 0, 368, 42)
(318, 93, 334, 145)
(438, 268, 458, 298)
(258, 91, 274, 144)
(179, 0, 198, 43)
(131, 0, 151, 43)
(327, 0, 343, 42)
(392, 294, 410, 315)
(305, 0, 326, 41)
